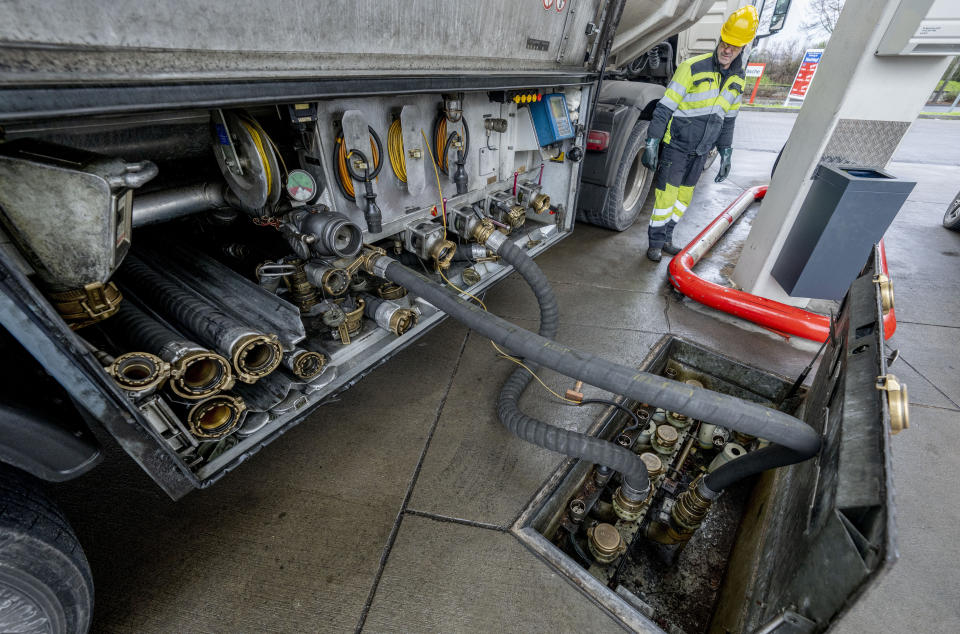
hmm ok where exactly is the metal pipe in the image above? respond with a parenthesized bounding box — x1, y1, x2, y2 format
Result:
(666, 186, 897, 342)
(117, 256, 283, 384)
(132, 182, 230, 227)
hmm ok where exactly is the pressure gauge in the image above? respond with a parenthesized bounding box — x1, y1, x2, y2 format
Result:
(286, 169, 317, 202)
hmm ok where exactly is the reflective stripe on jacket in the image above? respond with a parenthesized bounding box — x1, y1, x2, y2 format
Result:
(647, 51, 745, 155)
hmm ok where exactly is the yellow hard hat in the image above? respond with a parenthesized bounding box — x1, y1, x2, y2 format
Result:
(720, 5, 759, 47)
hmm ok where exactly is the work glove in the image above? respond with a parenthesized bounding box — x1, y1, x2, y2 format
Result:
(641, 137, 661, 172)
(715, 147, 733, 183)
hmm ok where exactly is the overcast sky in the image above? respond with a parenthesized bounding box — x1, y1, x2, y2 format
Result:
(761, 0, 831, 49)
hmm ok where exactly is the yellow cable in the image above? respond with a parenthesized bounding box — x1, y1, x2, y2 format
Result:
(388, 119, 407, 183)
(421, 129, 447, 242)
(239, 121, 273, 198)
(336, 133, 381, 200)
(437, 258, 580, 406)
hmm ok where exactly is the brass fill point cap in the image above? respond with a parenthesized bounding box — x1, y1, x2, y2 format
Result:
(655, 424, 679, 446)
(640, 452, 664, 477)
(684, 379, 704, 389)
(590, 523, 623, 556)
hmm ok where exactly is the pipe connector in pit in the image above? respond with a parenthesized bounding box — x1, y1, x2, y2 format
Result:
(186, 393, 246, 440)
(612, 478, 652, 522)
(587, 523, 627, 564)
(670, 475, 719, 537)
(283, 349, 327, 381)
(106, 352, 170, 393)
(230, 333, 283, 383)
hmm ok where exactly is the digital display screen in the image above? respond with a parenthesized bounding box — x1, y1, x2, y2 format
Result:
(549, 96, 566, 121)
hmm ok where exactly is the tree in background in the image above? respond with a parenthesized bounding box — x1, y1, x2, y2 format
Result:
(802, 0, 845, 36)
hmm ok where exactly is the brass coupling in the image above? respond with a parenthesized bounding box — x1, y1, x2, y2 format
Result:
(388, 308, 418, 336)
(284, 260, 319, 312)
(376, 282, 407, 301)
(666, 410, 691, 429)
(506, 205, 526, 229)
(652, 424, 679, 455)
(587, 523, 627, 564)
(429, 239, 457, 270)
(169, 349, 234, 399)
(186, 393, 246, 440)
(612, 479, 652, 522)
(359, 246, 388, 276)
(873, 273, 895, 315)
(470, 218, 496, 245)
(285, 349, 327, 380)
(48, 282, 123, 329)
(877, 374, 909, 434)
(670, 475, 716, 537)
(106, 352, 170, 393)
(231, 333, 283, 384)
(334, 297, 366, 345)
(529, 193, 551, 215)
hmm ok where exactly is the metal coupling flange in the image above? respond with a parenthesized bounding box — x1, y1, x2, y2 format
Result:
(612, 479, 652, 522)
(230, 333, 283, 383)
(484, 231, 507, 253)
(374, 300, 419, 336)
(106, 352, 171, 393)
(470, 218, 496, 245)
(283, 349, 327, 380)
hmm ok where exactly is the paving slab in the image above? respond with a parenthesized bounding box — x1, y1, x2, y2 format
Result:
(361, 514, 625, 633)
(833, 406, 960, 634)
(48, 319, 469, 633)
(408, 318, 663, 527)
(888, 322, 960, 408)
(484, 273, 670, 334)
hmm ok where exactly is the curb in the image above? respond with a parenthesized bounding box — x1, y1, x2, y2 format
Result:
(741, 105, 960, 120)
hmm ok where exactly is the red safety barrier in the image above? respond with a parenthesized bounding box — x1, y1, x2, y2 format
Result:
(667, 186, 896, 342)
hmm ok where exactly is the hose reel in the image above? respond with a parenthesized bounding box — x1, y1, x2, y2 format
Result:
(211, 110, 282, 214)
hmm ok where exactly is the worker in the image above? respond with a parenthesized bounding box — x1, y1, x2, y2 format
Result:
(640, 5, 759, 262)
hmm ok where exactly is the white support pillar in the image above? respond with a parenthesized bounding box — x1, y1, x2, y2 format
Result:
(732, 0, 953, 302)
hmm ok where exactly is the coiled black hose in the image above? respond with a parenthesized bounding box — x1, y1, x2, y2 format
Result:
(111, 299, 190, 354)
(492, 238, 651, 494)
(118, 257, 251, 349)
(381, 255, 821, 493)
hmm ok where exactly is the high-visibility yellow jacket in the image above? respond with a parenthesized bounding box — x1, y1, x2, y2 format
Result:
(647, 51, 745, 156)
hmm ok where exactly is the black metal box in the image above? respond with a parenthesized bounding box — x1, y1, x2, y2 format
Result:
(772, 165, 914, 300)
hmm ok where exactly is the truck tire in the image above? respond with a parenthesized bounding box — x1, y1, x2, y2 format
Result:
(581, 120, 654, 231)
(944, 191, 960, 231)
(0, 465, 93, 634)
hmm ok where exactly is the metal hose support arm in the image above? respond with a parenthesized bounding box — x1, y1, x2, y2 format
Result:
(379, 256, 821, 492)
(488, 238, 649, 494)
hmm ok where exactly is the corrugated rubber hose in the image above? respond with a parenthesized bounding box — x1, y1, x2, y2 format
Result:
(380, 253, 821, 494)
(492, 239, 651, 495)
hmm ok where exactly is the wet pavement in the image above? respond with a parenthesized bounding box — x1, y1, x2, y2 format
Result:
(48, 112, 960, 633)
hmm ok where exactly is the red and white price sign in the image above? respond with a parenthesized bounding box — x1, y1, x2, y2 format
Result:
(788, 49, 823, 101)
(745, 62, 765, 104)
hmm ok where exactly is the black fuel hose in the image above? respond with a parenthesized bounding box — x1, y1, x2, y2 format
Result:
(379, 255, 821, 494)
(704, 445, 807, 491)
(491, 238, 651, 495)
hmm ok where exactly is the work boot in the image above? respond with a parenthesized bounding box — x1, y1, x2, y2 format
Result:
(646, 247, 662, 262)
(662, 242, 682, 255)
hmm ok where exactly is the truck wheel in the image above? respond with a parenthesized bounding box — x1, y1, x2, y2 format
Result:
(581, 120, 654, 231)
(944, 192, 960, 231)
(0, 465, 93, 634)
